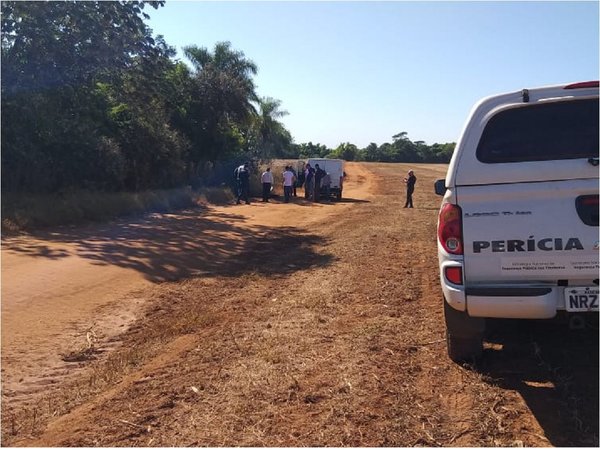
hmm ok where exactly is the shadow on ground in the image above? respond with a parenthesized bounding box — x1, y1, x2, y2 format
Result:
(480, 317, 599, 447)
(2, 208, 335, 282)
(336, 197, 370, 204)
(262, 196, 370, 206)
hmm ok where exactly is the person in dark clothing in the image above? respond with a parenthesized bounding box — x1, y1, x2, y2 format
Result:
(290, 166, 298, 197)
(235, 162, 251, 204)
(234, 163, 243, 199)
(403, 169, 417, 208)
(296, 163, 306, 193)
(304, 163, 315, 199)
(313, 164, 326, 202)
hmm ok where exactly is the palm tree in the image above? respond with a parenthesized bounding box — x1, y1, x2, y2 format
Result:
(179, 41, 261, 168)
(251, 96, 291, 157)
(183, 41, 258, 123)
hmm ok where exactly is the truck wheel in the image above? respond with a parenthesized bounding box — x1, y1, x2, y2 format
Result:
(336, 191, 342, 201)
(446, 331, 483, 363)
(444, 299, 484, 363)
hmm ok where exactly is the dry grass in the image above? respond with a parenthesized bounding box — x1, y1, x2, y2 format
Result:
(1, 159, 296, 234)
(2, 163, 597, 447)
(1, 186, 220, 233)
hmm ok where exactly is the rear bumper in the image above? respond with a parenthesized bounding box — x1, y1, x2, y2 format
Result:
(439, 252, 600, 318)
(438, 253, 597, 319)
(443, 283, 599, 319)
(319, 186, 342, 198)
(466, 286, 558, 318)
(321, 186, 341, 192)
(443, 281, 559, 318)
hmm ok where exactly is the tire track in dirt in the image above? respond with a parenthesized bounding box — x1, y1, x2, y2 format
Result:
(4, 162, 597, 447)
(1, 166, 368, 411)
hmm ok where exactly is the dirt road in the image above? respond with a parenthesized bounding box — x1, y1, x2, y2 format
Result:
(2, 162, 598, 446)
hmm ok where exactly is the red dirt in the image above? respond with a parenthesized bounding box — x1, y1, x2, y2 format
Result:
(2, 162, 598, 447)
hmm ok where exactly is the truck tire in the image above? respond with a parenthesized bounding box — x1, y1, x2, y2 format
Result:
(444, 299, 484, 363)
(336, 191, 342, 201)
(446, 331, 483, 363)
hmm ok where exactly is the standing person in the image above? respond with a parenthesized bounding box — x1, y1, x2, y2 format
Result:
(290, 166, 298, 197)
(297, 163, 306, 194)
(236, 162, 251, 205)
(313, 164, 326, 202)
(282, 166, 295, 203)
(403, 169, 417, 208)
(321, 172, 331, 201)
(234, 163, 244, 198)
(304, 163, 315, 200)
(261, 167, 273, 202)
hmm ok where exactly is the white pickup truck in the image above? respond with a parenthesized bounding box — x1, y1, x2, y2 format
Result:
(435, 81, 599, 362)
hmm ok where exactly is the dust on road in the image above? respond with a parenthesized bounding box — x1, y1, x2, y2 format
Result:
(2, 162, 597, 447)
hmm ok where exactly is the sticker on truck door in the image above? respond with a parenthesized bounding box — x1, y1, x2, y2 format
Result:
(500, 256, 599, 276)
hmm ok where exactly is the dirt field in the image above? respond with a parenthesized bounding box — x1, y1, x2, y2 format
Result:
(2, 162, 598, 447)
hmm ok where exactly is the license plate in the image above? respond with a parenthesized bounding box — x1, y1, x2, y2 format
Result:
(565, 287, 600, 312)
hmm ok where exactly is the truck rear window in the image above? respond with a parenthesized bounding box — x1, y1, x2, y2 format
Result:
(476, 98, 599, 163)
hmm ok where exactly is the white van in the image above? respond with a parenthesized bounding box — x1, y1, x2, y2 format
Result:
(435, 81, 599, 362)
(307, 158, 344, 201)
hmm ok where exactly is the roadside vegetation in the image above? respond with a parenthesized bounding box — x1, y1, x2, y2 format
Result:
(1, 186, 236, 233)
(1, 1, 455, 232)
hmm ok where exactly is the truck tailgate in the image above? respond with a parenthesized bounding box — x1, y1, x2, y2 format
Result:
(459, 179, 599, 284)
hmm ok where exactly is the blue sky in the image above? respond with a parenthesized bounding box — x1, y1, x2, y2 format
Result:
(148, 1, 599, 148)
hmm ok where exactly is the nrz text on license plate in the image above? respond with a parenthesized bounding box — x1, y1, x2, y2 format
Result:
(565, 287, 600, 312)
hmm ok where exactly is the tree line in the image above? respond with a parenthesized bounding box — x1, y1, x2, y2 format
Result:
(1, 1, 454, 195)
(293, 133, 454, 164)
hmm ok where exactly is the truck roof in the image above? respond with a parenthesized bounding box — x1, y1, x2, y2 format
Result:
(447, 81, 599, 187)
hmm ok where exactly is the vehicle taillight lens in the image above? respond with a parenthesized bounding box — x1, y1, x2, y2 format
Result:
(581, 195, 599, 206)
(438, 203, 463, 255)
(564, 81, 599, 90)
(444, 266, 463, 285)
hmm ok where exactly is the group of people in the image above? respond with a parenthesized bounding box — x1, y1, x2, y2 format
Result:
(247, 162, 331, 204)
(255, 165, 299, 203)
(297, 162, 329, 202)
(236, 162, 417, 207)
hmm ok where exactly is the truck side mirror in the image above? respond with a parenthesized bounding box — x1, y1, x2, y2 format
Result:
(434, 179, 446, 196)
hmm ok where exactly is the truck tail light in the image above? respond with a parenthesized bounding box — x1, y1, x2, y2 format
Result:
(438, 203, 463, 255)
(580, 195, 599, 206)
(564, 81, 599, 90)
(444, 266, 463, 285)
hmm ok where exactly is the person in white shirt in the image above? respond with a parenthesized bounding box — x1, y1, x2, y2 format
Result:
(282, 166, 296, 203)
(261, 167, 274, 202)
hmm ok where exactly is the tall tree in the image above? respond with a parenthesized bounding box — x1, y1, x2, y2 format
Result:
(182, 41, 259, 167)
(392, 131, 418, 162)
(296, 142, 330, 158)
(330, 143, 358, 161)
(99, 40, 191, 191)
(1, 1, 164, 95)
(250, 96, 292, 157)
(1, 1, 169, 193)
